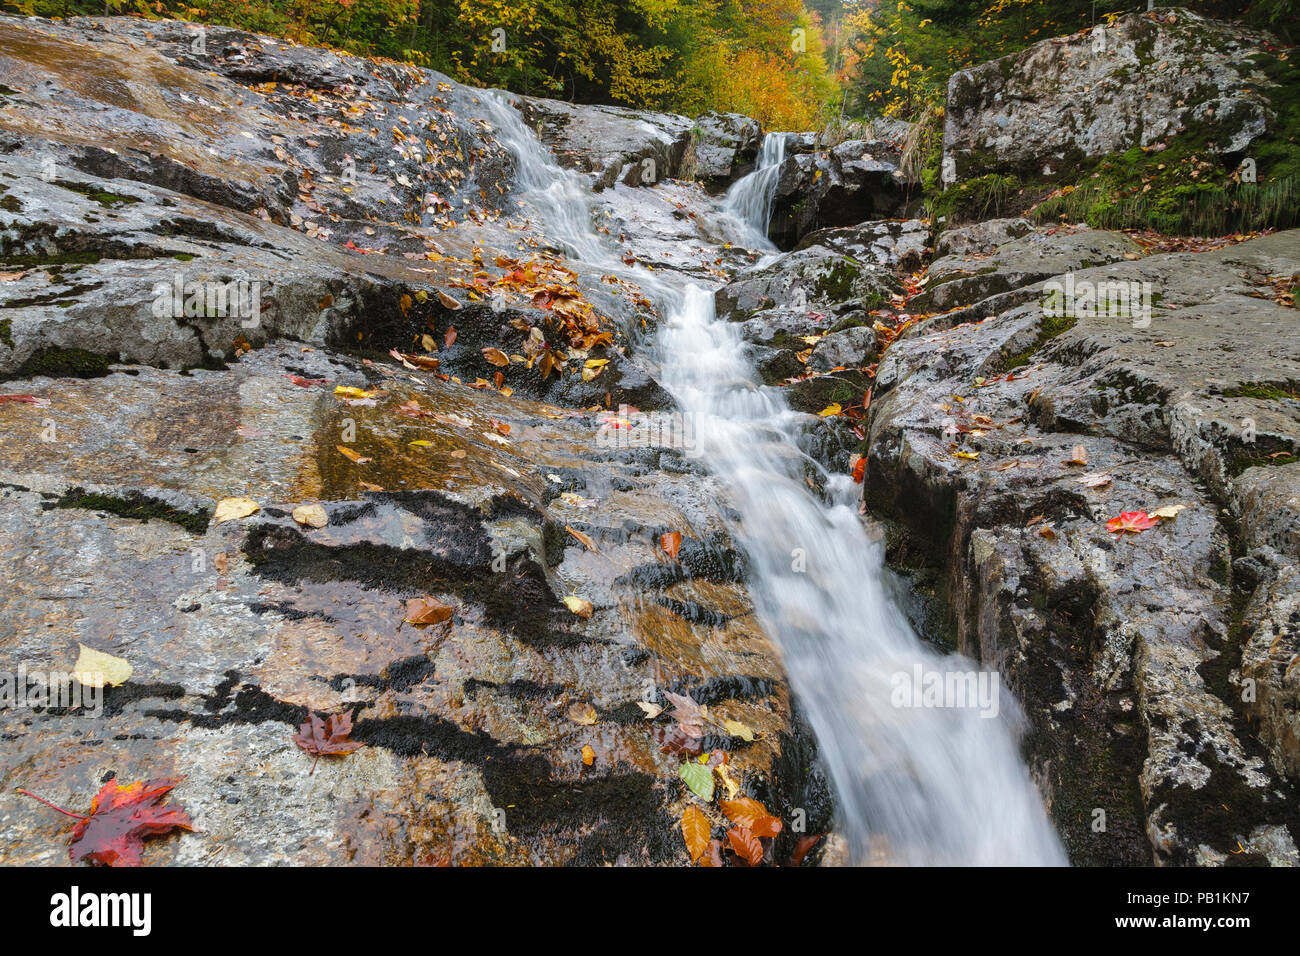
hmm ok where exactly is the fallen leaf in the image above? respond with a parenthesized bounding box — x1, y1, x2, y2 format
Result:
(679, 761, 715, 801)
(481, 347, 510, 367)
(637, 701, 664, 719)
(581, 744, 596, 766)
(1151, 504, 1187, 520)
(293, 711, 364, 773)
(333, 385, 378, 400)
(213, 496, 259, 525)
(404, 598, 453, 626)
(437, 290, 460, 310)
(788, 833, 824, 866)
(818, 403, 842, 417)
(1065, 445, 1088, 466)
(1107, 510, 1159, 535)
(291, 504, 328, 528)
(727, 826, 764, 866)
(660, 530, 682, 560)
(681, 805, 711, 863)
(18, 778, 193, 867)
(1077, 472, 1113, 488)
(720, 797, 783, 837)
(72, 644, 132, 689)
(563, 595, 594, 619)
(565, 525, 599, 553)
(722, 719, 756, 742)
(336, 445, 372, 464)
(567, 702, 598, 725)
(444, 325, 458, 348)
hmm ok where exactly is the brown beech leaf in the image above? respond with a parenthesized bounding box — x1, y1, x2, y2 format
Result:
(1064, 445, 1088, 466)
(567, 702, 598, 725)
(681, 805, 711, 863)
(404, 598, 453, 627)
(727, 825, 764, 866)
(660, 530, 682, 560)
(788, 833, 824, 867)
(699, 839, 725, 867)
(293, 710, 364, 773)
(565, 525, 599, 553)
(436, 290, 460, 310)
(482, 347, 510, 367)
(444, 325, 458, 348)
(720, 797, 783, 838)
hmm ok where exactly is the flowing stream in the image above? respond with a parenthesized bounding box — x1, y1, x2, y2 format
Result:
(482, 94, 1067, 865)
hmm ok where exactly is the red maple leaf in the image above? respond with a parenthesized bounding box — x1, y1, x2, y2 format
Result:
(20, 778, 194, 866)
(1106, 510, 1159, 535)
(294, 710, 365, 773)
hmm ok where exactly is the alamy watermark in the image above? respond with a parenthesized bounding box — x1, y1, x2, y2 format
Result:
(152, 272, 263, 327)
(596, 404, 700, 457)
(1, 665, 103, 717)
(1041, 271, 1155, 328)
(891, 663, 1000, 718)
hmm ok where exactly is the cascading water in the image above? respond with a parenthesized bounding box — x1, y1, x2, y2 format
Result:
(480, 94, 1067, 865)
(722, 132, 787, 243)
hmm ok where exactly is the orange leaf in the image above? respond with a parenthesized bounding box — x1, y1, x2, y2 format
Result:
(681, 805, 711, 863)
(660, 530, 682, 560)
(565, 525, 598, 553)
(727, 826, 764, 866)
(720, 797, 783, 837)
(581, 744, 596, 767)
(404, 597, 453, 626)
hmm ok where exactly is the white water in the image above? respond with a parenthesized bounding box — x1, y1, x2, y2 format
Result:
(481, 94, 1066, 865)
(722, 132, 787, 243)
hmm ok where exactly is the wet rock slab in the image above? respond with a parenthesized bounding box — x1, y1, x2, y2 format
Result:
(0, 340, 819, 866)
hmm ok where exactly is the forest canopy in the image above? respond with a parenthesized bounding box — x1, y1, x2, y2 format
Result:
(1, 1, 1290, 128)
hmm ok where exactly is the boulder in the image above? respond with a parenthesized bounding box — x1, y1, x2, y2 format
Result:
(768, 140, 912, 249)
(516, 95, 695, 190)
(797, 220, 932, 273)
(688, 111, 762, 189)
(943, 10, 1283, 183)
(714, 245, 901, 321)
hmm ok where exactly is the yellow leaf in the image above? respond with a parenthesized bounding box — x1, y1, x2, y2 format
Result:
(213, 496, 259, 525)
(581, 744, 596, 766)
(291, 504, 328, 528)
(1151, 504, 1187, 520)
(72, 644, 133, 688)
(723, 719, 756, 742)
(333, 385, 377, 400)
(818, 403, 842, 417)
(563, 595, 594, 619)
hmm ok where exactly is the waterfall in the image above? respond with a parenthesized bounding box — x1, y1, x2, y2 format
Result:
(721, 132, 787, 245)
(479, 93, 1067, 865)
